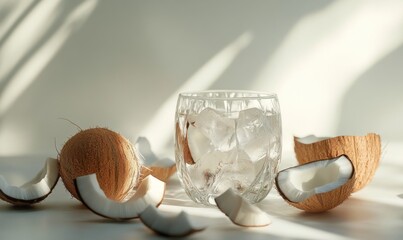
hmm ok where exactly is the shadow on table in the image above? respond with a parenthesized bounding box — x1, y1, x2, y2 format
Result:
(262, 196, 403, 239)
(138, 225, 312, 240)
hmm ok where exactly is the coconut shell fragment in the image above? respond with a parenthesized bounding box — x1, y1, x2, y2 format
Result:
(74, 174, 166, 220)
(175, 122, 195, 165)
(294, 133, 381, 192)
(283, 180, 354, 213)
(139, 205, 206, 237)
(140, 165, 177, 183)
(135, 137, 177, 182)
(0, 158, 59, 206)
(214, 188, 271, 227)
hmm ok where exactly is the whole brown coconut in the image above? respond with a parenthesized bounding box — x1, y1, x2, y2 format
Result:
(59, 128, 140, 201)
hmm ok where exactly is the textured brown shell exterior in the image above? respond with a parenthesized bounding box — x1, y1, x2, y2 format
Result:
(139, 165, 177, 183)
(59, 128, 139, 201)
(294, 133, 381, 192)
(275, 156, 355, 213)
(285, 180, 354, 213)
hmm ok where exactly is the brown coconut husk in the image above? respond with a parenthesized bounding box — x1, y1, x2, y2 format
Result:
(59, 128, 140, 201)
(294, 133, 381, 192)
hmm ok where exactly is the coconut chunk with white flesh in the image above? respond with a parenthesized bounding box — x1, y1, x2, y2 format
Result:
(277, 155, 353, 202)
(276, 155, 355, 212)
(214, 188, 271, 227)
(74, 174, 165, 220)
(139, 205, 206, 237)
(0, 158, 59, 206)
(135, 137, 176, 182)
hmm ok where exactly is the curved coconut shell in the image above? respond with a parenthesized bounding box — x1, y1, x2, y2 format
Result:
(0, 158, 59, 206)
(139, 165, 177, 183)
(175, 122, 195, 165)
(59, 128, 140, 201)
(294, 133, 381, 192)
(275, 157, 355, 213)
(278, 179, 354, 213)
(134, 137, 177, 182)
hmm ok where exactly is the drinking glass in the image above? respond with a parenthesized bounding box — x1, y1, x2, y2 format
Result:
(175, 90, 281, 205)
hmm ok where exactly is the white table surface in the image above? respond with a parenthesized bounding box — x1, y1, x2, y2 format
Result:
(0, 143, 402, 240)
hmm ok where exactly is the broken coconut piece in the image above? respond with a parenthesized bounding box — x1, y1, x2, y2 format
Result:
(175, 121, 196, 165)
(0, 158, 59, 206)
(294, 133, 381, 192)
(139, 205, 206, 237)
(276, 155, 355, 213)
(135, 137, 176, 182)
(214, 188, 271, 227)
(74, 174, 165, 220)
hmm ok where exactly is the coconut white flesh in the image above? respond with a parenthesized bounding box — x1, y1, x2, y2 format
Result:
(277, 155, 353, 203)
(0, 158, 59, 204)
(295, 135, 330, 144)
(214, 188, 271, 227)
(75, 174, 165, 220)
(140, 205, 205, 237)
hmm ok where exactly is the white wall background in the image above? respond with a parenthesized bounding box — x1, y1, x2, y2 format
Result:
(1, 0, 403, 162)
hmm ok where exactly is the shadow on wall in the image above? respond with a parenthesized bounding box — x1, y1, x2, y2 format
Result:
(0, 0, 333, 156)
(337, 44, 403, 141)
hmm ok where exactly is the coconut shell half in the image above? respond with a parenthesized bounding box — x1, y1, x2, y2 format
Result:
(294, 133, 381, 192)
(275, 155, 355, 213)
(282, 180, 354, 213)
(0, 158, 59, 206)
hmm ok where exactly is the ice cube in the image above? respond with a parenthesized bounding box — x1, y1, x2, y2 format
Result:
(193, 108, 236, 152)
(212, 150, 258, 195)
(236, 108, 271, 161)
(186, 123, 214, 162)
(188, 150, 235, 190)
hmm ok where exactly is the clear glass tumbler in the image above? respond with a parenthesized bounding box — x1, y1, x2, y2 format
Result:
(175, 90, 281, 205)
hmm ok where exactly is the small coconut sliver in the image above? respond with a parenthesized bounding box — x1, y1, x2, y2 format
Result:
(139, 205, 206, 237)
(214, 188, 271, 227)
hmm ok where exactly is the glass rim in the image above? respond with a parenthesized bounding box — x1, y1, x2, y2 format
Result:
(178, 90, 278, 100)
